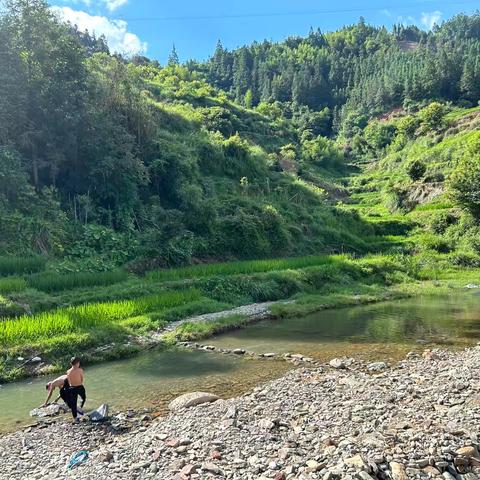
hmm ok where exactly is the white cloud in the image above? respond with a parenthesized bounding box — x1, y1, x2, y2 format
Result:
(59, 0, 128, 11)
(103, 0, 128, 12)
(381, 9, 392, 18)
(421, 10, 442, 30)
(52, 6, 147, 56)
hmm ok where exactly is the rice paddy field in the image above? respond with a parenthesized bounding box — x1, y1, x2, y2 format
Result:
(146, 254, 336, 281)
(27, 269, 128, 292)
(0, 253, 367, 379)
(0, 289, 201, 347)
(0, 256, 45, 276)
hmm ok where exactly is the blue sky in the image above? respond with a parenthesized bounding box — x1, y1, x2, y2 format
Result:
(50, 0, 479, 63)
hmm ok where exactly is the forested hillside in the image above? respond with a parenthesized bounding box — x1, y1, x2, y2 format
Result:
(1, 0, 480, 274)
(199, 15, 480, 137)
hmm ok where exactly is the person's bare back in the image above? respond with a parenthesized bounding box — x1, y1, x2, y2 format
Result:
(67, 365, 84, 387)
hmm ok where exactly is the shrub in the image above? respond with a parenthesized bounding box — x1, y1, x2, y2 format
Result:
(406, 159, 426, 181)
(415, 233, 452, 253)
(448, 138, 480, 217)
(449, 251, 480, 267)
(428, 211, 458, 234)
(419, 102, 446, 132)
(396, 115, 419, 138)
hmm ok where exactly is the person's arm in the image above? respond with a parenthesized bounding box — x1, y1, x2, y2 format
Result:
(42, 386, 54, 407)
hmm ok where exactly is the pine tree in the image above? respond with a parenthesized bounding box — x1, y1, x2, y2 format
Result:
(460, 61, 480, 103)
(168, 44, 179, 66)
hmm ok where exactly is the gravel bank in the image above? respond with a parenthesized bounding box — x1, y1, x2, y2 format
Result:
(1, 346, 480, 480)
(159, 301, 278, 335)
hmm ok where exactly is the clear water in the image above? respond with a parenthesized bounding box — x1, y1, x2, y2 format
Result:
(0, 349, 290, 433)
(207, 293, 480, 361)
(1, 293, 480, 433)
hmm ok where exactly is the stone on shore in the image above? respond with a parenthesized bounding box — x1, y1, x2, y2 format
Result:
(390, 461, 408, 480)
(168, 392, 219, 411)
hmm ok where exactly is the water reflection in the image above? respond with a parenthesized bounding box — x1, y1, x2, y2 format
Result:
(209, 293, 480, 354)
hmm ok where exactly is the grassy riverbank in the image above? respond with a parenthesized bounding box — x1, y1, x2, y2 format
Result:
(1, 250, 478, 382)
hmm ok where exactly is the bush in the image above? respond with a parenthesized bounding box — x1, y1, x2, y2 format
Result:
(363, 121, 397, 152)
(415, 233, 452, 253)
(406, 159, 426, 181)
(449, 251, 480, 267)
(419, 102, 446, 132)
(448, 138, 480, 216)
(428, 211, 458, 234)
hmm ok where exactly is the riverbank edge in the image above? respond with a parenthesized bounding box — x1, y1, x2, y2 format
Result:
(2, 277, 466, 384)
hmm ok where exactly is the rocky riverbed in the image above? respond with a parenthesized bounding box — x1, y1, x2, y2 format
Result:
(1, 346, 480, 480)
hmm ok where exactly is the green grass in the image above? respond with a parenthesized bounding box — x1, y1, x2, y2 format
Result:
(445, 106, 480, 122)
(0, 277, 27, 294)
(164, 314, 250, 343)
(27, 269, 128, 293)
(147, 255, 335, 282)
(0, 289, 201, 347)
(0, 256, 45, 276)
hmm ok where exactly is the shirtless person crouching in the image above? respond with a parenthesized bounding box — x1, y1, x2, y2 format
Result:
(66, 356, 87, 423)
(42, 374, 68, 407)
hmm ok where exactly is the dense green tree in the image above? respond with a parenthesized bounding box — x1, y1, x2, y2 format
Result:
(0, 0, 88, 189)
(202, 13, 480, 130)
(418, 102, 446, 132)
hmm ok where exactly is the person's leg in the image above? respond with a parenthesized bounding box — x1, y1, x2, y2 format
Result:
(59, 387, 68, 405)
(78, 386, 86, 408)
(76, 386, 86, 416)
(69, 389, 78, 420)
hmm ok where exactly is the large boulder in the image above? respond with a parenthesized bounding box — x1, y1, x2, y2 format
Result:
(29, 403, 68, 418)
(169, 392, 219, 411)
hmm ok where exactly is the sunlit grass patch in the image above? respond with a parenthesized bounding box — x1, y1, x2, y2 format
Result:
(0, 289, 201, 347)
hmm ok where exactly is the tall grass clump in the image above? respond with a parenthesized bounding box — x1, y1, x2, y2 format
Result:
(0, 277, 27, 294)
(0, 256, 45, 276)
(0, 289, 201, 347)
(147, 255, 336, 282)
(28, 270, 128, 293)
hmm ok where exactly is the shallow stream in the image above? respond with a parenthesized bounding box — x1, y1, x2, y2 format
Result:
(1, 292, 480, 433)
